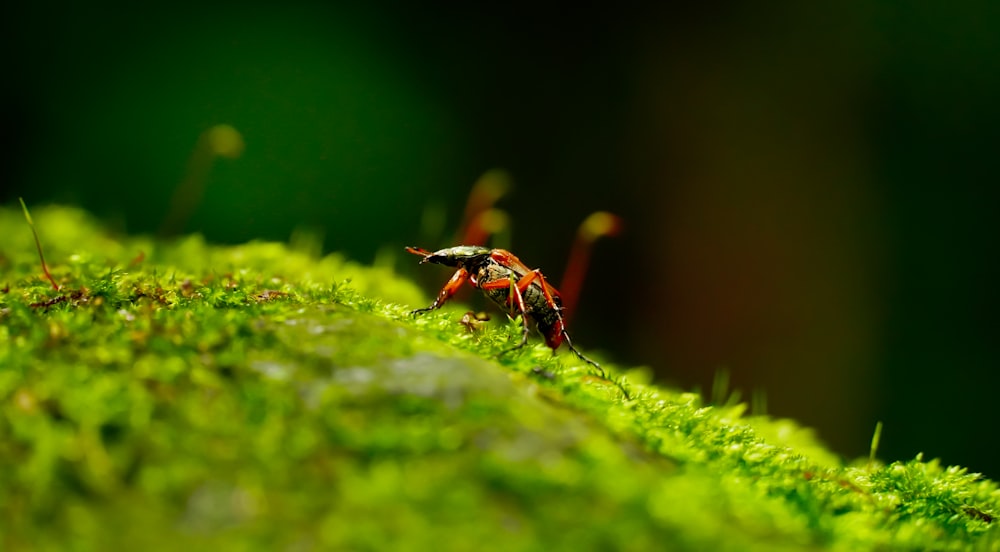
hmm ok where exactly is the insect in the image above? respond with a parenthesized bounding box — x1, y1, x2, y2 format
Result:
(406, 245, 605, 377)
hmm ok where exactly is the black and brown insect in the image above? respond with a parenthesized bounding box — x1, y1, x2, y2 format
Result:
(406, 245, 605, 378)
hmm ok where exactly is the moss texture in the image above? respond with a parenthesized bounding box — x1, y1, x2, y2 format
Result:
(1, 205, 997, 551)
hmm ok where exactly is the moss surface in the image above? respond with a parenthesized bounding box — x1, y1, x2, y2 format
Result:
(1, 205, 997, 551)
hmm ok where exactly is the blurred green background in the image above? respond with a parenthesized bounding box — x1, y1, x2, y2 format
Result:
(4, 3, 998, 477)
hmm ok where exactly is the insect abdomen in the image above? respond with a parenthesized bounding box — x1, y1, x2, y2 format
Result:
(478, 263, 565, 349)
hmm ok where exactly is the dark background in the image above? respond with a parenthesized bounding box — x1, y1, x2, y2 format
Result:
(5, 3, 999, 477)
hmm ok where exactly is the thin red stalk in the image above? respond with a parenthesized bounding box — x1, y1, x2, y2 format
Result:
(560, 212, 622, 323)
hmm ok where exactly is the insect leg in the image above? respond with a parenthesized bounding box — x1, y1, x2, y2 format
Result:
(481, 271, 533, 356)
(411, 268, 470, 315)
(506, 271, 533, 353)
(560, 333, 605, 378)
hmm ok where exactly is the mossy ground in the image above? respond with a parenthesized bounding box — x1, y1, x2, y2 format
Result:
(1, 205, 997, 551)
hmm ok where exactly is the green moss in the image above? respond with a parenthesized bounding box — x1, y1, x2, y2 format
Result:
(0, 205, 997, 551)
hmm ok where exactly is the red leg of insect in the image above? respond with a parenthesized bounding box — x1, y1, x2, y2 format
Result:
(411, 268, 470, 315)
(509, 271, 534, 349)
(479, 271, 532, 352)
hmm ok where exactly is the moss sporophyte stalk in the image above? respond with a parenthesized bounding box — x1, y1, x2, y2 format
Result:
(0, 205, 997, 551)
